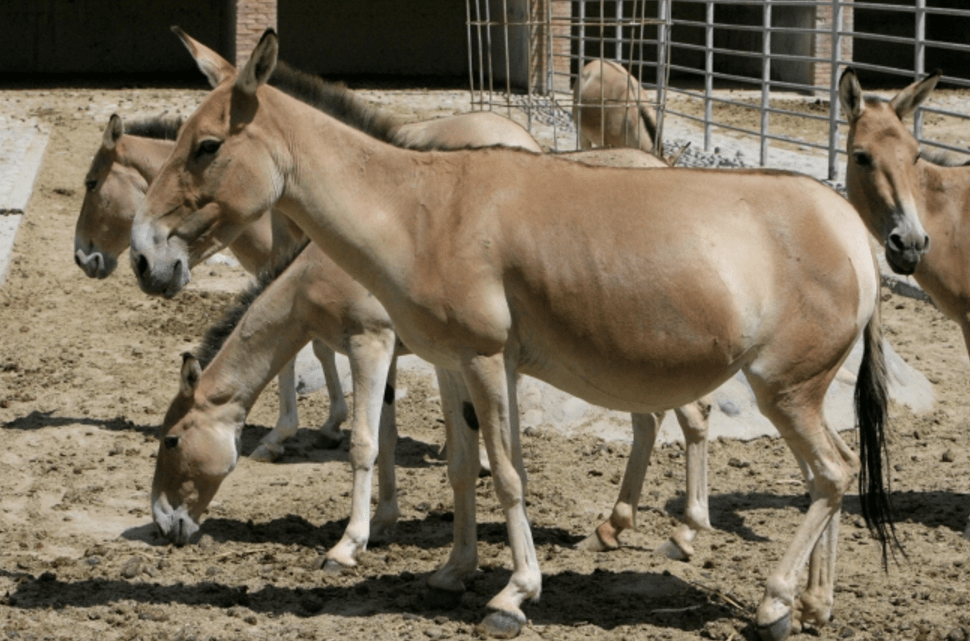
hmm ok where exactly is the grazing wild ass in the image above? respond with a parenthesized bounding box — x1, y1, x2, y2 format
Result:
(142, 31, 716, 565)
(131, 29, 898, 641)
(839, 68, 970, 539)
(573, 58, 657, 152)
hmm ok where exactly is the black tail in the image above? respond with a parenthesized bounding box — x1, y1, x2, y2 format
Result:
(639, 104, 657, 149)
(854, 303, 904, 567)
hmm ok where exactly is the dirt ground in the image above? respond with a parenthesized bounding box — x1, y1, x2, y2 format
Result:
(1, 84, 969, 641)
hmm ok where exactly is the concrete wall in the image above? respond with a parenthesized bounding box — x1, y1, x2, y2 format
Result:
(0, 0, 232, 77)
(277, 0, 467, 82)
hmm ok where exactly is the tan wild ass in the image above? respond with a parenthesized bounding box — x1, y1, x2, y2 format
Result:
(839, 68, 970, 539)
(142, 28, 716, 564)
(573, 58, 657, 152)
(74, 55, 543, 463)
(131, 29, 897, 640)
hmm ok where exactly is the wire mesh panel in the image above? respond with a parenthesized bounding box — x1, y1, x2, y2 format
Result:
(467, 0, 970, 180)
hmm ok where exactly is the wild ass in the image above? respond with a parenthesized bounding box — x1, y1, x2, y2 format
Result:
(839, 68, 970, 539)
(573, 58, 657, 152)
(130, 30, 897, 640)
(74, 55, 543, 462)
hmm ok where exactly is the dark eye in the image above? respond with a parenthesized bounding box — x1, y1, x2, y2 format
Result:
(164, 436, 180, 450)
(852, 151, 872, 167)
(915, 151, 922, 164)
(85, 179, 97, 192)
(195, 139, 222, 159)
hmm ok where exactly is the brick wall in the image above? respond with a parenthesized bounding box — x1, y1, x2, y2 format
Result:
(813, 1, 854, 89)
(235, 0, 278, 65)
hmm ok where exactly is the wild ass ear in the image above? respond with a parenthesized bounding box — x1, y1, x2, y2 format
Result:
(890, 69, 942, 121)
(102, 114, 123, 151)
(171, 26, 236, 88)
(235, 28, 278, 96)
(179, 352, 202, 398)
(838, 67, 865, 122)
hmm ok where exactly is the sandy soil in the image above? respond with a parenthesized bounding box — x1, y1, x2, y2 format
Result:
(0, 85, 969, 641)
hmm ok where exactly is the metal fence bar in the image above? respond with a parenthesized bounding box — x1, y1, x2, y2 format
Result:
(827, 0, 844, 180)
(468, 0, 970, 173)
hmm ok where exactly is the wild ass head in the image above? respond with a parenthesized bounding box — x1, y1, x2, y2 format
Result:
(130, 28, 283, 297)
(838, 67, 939, 275)
(151, 353, 243, 545)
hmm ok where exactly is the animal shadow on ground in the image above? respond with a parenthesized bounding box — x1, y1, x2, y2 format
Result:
(0, 565, 740, 634)
(1, 411, 154, 436)
(664, 489, 970, 540)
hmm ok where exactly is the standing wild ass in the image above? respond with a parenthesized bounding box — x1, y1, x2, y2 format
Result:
(74, 55, 543, 462)
(573, 58, 657, 152)
(839, 68, 970, 539)
(131, 30, 897, 641)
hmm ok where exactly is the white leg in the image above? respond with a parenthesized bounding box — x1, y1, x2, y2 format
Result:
(461, 353, 539, 638)
(370, 357, 399, 541)
(251, 356, 300, 462)
(323, 331, 395, 570)
(312, 339, 347, 449)
(427, 368, 481, 601)
(659, 396, 714, 560)
(577, 411, 662, 552)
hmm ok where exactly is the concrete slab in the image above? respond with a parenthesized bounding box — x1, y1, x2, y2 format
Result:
(0, 118, 50, 287)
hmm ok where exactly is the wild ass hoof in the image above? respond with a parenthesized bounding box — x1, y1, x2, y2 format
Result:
(655, 537, 693, 561)
(321, 557, 354, 575)
(250, 443, 284, 463)
(315, 428, 344, 450)
(757, 610, 792, 641)
(477, 609, 525, 639)
(575, 520, 619, 552)
(423, 585, 464, 610)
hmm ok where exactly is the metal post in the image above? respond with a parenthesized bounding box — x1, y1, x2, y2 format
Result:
(914, 0, 926, 139)
(704, 0, 714, 152)
(827, 0, 845, 181)
(577, 0, 586, 149)
(502, 0, 513, 118)
(760, 0, 771, 166)
(616, 0, 624, 63)
(655, 0, 669, 154)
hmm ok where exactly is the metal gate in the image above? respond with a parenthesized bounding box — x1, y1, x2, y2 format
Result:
(466, 0, 970, 181)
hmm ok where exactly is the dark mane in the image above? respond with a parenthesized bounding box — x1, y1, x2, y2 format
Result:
(123, 116, 184, 141)
(194, 239, 312, 370)
(269, 60, 401, 144)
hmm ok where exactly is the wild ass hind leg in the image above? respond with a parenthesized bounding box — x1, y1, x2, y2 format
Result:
(791, 418, 860, 634)
(747, 373, 853, 641)
(370, 357, 400, 542)
(461, 352, 539, 638)
(426, 368, 482, 607)
(322, 330, 396, 571)
(658, 395, 714, 560)
(251, 356, 301, 462)
(577, 410, 663, 552)
(313, 339, 348, 449)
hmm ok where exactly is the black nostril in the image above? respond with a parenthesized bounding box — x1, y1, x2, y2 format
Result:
(137, 253, 150, 279)
(922, 234, 930, 251)
(887, 233, 904, 252)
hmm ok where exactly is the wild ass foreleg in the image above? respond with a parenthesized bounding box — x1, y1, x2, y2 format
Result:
(370, 356, 400, 542)
(251, 356, 301, 462)
(792, 420, 860, 633)
(426, 368, 482, 605)
(312, 339, 348, 449)
(323, 331, 396, 571)
(460, 353, 539, 638)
